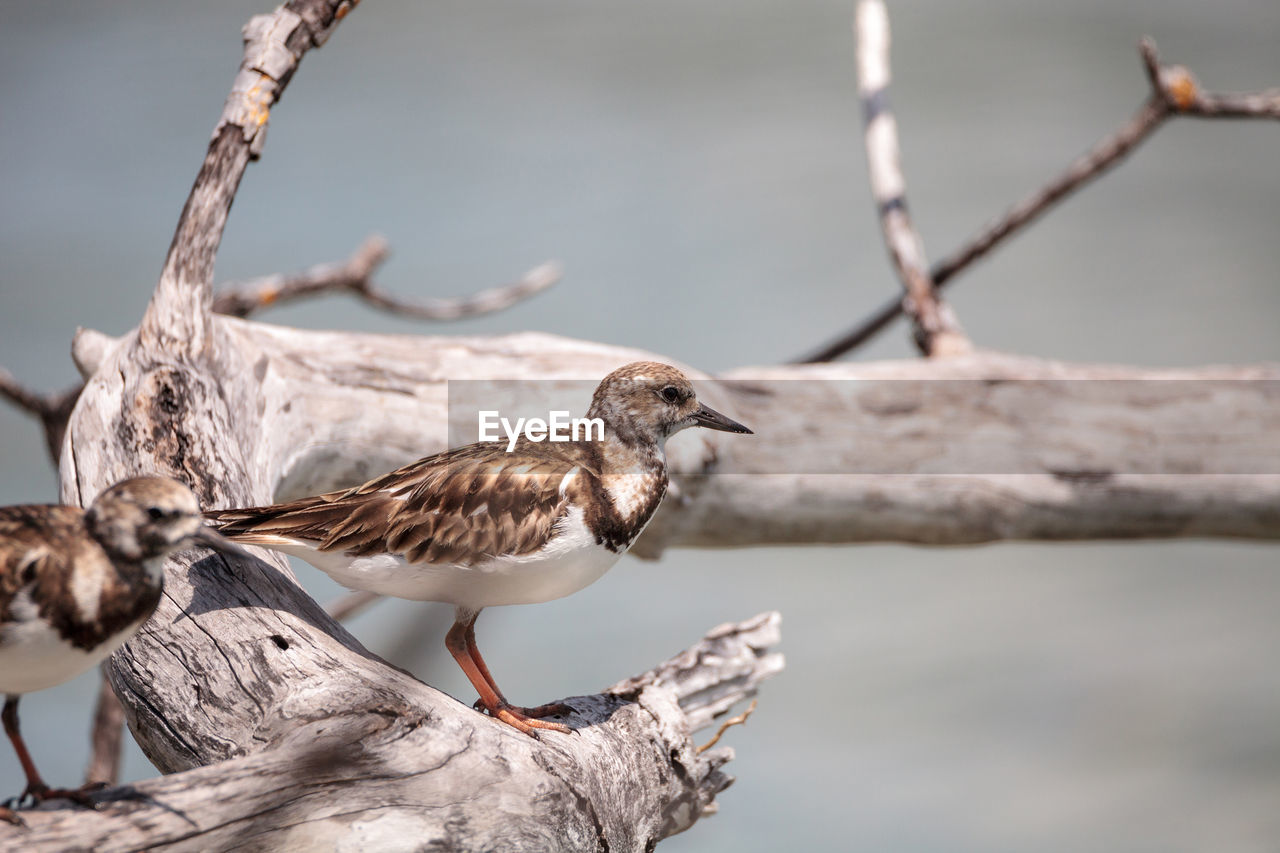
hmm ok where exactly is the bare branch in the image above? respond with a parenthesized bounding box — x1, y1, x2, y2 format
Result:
(323, 589, 381, 622)
(357, 260, 561, 322)
(799, 34, 1280, 363)
(0, 369, 81, 464)
(854, 0, 970, 357)
(698, 699, 757, 754)
(83, 670, 125, 788)
(0, 234, 557, 471)
(213, 236, 560, 321)
(1140, 38, 1280, 119)
(212, 236, 390, 318)
(140, 0, 360, 356)
(927, 99, 1168, 291)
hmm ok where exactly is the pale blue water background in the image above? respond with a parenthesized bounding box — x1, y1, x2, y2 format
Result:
(1, 1, 1279, 849)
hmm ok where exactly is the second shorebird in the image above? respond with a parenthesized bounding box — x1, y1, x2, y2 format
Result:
(207, 361, 751, 735)
(0, 476, 242, 816)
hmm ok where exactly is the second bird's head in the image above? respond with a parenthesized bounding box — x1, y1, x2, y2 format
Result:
(85, 476, 246, 564)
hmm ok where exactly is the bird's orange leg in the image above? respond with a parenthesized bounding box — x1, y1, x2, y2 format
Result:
(462, 618, 572, 721)
(2, 696, 103, 813)
(445, 613, 570, 735)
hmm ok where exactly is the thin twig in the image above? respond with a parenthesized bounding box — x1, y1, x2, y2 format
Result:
(854, 1, 970, 357)
(214, 236, 560, 321)
(0, 368, 82, 464)
(84, 668, 126, 787)
(358, 260, 561, 322)
(796, 35, 1280, 363)
(696, 699, 757, 754)
(325, 589, 382, 622)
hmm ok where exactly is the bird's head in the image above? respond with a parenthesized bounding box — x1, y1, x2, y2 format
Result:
(587, 361, 752, 447)
(86, 476, 242, 564)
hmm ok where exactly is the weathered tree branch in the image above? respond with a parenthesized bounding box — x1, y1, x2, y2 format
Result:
(799, 34, 1280, 363)
(67, 319, 1280, 554)
(1, 1, 360, 464)
(854, 0, 970, 358)
(142, 0, 354, 356)
(3, 239, 560, 470)
(212, 235, 561, 321)
(7, 0, 1277, 846)
(10, 1, 783, 847)
(33, 310, 1279, 847)
(2, 613, 782, 852)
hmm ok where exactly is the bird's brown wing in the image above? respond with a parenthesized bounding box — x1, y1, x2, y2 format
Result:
(206, 443, 586, 566)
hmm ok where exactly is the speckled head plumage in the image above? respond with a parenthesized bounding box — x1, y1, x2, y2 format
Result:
(586, 361, 752, 446)
(85, 476, 239, 565)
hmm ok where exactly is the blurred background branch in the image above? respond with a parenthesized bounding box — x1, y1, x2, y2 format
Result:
(853, 0, 970, 357)
(797, 32, 1280, 364)
(212, 235, 561, 321)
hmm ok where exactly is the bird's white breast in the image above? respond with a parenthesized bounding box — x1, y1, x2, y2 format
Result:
(0, 589, 141, 695)
(274, 505, 623, 611)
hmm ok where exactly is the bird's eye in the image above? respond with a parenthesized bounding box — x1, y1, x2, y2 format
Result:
(147, 507, 166, 520)
(660, 386, 680, 404)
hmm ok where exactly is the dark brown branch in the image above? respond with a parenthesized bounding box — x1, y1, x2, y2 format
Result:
(854, 1, 969, 358)
(798, 35, 1280, 363)
(139, 0, 358, 355)
(212, 236, 560, 321)
(83, 669, 126, 787)
(0, 369, 81, 464)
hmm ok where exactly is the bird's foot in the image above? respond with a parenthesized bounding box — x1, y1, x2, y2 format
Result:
(0, 806, 22, 827)
(21, 781, 107, 810)
(475, 699, 573, 736)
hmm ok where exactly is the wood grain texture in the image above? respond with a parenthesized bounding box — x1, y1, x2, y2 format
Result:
(3, 613, 781, 852)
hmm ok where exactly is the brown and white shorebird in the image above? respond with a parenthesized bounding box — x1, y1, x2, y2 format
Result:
(0, 476, 241, 816)
(206, 361, 751, 735)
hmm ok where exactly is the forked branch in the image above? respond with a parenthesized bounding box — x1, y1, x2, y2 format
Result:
(799, 32, 1280, 363)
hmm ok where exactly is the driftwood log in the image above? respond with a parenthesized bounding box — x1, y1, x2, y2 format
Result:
(0, 2, 788, 848)
(23, 311, 1274, 851)
(1, 0, 1278, 849)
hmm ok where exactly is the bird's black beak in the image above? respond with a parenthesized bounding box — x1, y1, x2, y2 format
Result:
(193, 525, 254, 560)
(690, 403, 753, 434)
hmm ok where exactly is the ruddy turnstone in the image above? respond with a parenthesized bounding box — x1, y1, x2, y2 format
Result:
(0, 476, 241, 816)
(207, 361, 751, 735)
